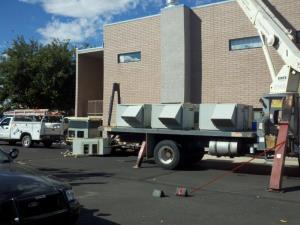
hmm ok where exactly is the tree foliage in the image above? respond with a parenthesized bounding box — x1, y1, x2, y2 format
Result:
(0, 36, 75, 113)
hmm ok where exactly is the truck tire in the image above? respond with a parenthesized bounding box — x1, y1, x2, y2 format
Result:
(154, 140, 182, 170)
(43, 140, 53, 148)
(21, 135, 32, 148)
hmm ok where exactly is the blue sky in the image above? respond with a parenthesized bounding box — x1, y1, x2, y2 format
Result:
(0, 0, 224, 52)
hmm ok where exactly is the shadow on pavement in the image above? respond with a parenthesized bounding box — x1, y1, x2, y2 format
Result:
(281, 185, 300, 193)
(109, 149, 138, 157)
(70, 181, 107, 186)
(37, 167, 114, 184)
(0, 142, 66, 149)
(185, 159, 300, 177)
(76, 208, 120, 225)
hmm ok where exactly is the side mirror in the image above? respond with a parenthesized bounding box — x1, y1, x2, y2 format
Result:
(9, 148, 19, 159)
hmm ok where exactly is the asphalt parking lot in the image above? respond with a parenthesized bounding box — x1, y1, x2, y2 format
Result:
(1, 142, 300, 225)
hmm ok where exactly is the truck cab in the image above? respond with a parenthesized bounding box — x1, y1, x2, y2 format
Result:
(0, 117, 12, 139)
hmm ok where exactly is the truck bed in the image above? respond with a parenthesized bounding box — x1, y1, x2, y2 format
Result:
(105, 127, 256, 139)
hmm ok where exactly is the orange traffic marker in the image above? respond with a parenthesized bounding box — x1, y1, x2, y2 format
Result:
(176, 187, 189, 197)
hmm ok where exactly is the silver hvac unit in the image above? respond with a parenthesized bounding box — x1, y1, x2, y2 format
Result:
(198, 104, 216, 130)
(198, 104, 253, 131)
(72, 138, 111, 156)
(67, 117, 102, 142)
(116, 104, 152, 128)
(151, 103, 197, 129)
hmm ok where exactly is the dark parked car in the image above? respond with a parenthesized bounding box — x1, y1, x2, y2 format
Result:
(0, 148, 80, 225)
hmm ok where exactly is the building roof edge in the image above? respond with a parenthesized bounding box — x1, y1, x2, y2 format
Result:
(104, 0, 234, 27)
(77, 47, 104, 54)
(192, 0, 235, 10)
(104, 14, 160, 27)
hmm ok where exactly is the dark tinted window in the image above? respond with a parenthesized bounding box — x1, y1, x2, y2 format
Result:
(43, 116, 62, 123)
(77, 131, 84, 138)
(1, 118, 11, 126)
(14, 116, 33, 122)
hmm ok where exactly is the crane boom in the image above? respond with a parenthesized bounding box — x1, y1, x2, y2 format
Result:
(237, 0, 300, 191)
(236, 0, 300, 94)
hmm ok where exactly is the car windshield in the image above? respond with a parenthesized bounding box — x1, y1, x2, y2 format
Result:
(0, 150, 10, 163)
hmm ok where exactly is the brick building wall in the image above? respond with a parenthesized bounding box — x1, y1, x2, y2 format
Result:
(86, 0, 299, 125)
(193, 0, 300, 107)
(103, 16, 161, 125)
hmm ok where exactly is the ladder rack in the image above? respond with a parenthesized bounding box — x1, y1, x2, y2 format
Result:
(3, 109, 61, 117)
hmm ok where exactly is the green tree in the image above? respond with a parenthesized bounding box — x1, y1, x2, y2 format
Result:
(0, 36, 75, 113)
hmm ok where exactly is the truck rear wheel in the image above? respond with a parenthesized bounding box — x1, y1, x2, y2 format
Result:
(154, 140, 181, 170)
(21, 135, 32, 148)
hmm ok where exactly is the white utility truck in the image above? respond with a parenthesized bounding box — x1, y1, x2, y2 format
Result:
(104, 0, 300, 190)
(0, 109, 64, 148)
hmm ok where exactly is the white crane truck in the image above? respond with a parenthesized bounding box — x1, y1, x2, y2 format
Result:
(103, 0, 300, 189)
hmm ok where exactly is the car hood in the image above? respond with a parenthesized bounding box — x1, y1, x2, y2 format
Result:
(0, 163, 68, 201)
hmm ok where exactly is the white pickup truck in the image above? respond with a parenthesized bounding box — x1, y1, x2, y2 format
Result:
(0, 115, 64, 147)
